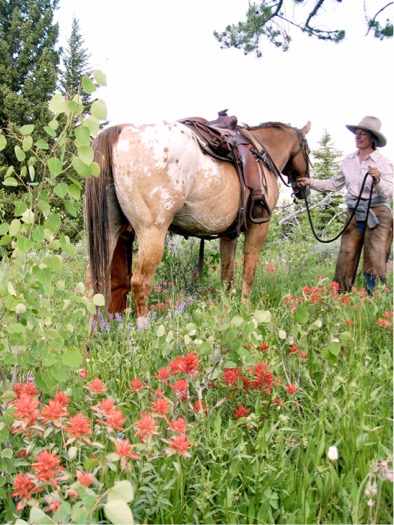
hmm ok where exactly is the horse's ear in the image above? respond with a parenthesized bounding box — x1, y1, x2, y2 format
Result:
(302, 121, 311, 135)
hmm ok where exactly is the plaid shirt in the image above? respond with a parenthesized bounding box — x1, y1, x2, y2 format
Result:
(309, 149, 393, 201)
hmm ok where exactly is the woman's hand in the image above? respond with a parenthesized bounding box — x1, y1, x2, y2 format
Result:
(368, 165, 381, 185)
(296, 177, 311, 188)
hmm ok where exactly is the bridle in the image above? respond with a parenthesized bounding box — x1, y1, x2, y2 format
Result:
(281, 127, 312, 195)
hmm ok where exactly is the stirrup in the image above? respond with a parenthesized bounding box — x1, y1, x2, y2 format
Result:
(249, 195, 271, 224)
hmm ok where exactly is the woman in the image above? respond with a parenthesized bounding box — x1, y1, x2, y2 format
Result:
(297, 116, 393, 293)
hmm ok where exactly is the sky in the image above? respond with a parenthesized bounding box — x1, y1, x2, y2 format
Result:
(55, 0, 393, 160)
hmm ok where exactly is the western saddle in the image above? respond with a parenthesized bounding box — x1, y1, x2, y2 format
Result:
(178, 109, 272, 227)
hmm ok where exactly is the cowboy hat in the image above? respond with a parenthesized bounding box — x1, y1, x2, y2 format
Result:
(346, 116, 387, 147)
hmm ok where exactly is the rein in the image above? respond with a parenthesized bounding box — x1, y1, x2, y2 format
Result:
(299, 171, 373, 243)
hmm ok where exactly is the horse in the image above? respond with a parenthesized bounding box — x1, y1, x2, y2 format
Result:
(85, 119, 311, 328)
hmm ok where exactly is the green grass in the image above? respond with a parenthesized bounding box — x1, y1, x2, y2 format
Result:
(1, 232, 393, 524)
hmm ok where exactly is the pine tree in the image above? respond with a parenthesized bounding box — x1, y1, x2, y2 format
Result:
(0, 0, 60, 133)
(58, 17, 91, 104)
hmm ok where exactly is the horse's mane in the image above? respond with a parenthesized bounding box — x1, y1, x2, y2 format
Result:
(242, 121, 291, 131)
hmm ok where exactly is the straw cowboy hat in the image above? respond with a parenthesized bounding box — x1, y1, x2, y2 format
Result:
(346, 116, 387, 147)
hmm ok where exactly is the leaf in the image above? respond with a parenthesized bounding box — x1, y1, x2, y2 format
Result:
(20, 124, 34, 135)
(104, 501, 134, 525)
(54, 182, 68, 198)
(278, 329, 287, 340)
(62, 348, 83, 368)
(48, 157, 63, 177)
(78, 145, 94, 165)
(3, 177, 18, 187)
(72, 156, 93, 178)
(44, 126, 57, 138)
(14, 146, 26, 162)
(9, 219, 21, 236)
(64, 199, 77, 217)
(29, 506, 56, 524)
(230, 315, 244, 327)
(49, 94, 67, 114)
(16, 236, 34, 254)
(22, 135, 33, 152)
(91, 100, 107, 120)
(83, 116, 100, 137)
(93, 294, 105, 306)
(294, 307, 309, 325)
(68, 183, 81, 200)
(0, 134, 6, 150)
(94, 69, 107, 86)
(254, 310, 272, 323)
(35, 138, 49, 150)
(82, 75, 96, 94)
(156, 324, 165, 337)
(107, 480, 135, 503)
(74, 125, 91, 146)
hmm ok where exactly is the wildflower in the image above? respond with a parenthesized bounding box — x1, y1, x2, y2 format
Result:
(113, 439, 140, 471)
(266, 263, 275, 272)
(327, 446, 339, 461)
(376, 318, 392, 328)
(76, 470, 95, 487)
(64, 413, 92, 444)
(32, 450, 64, 486)
(155, 368, 171, 381)
(248, 361, 275, 392)
(128, 378, 146, 392)
(300, 352, 308, 359)
(234, 405, 249, 419)
(302, 286, 312, 295)
(164, 433, 192, 458)
(329, 281, 340, 293)
(192, 400, 209, 414)
(11, 394, 40, 434)
(40, 399, 69, 427)
(223, 368, 241, 386)
(14, 382, 38, 398)
(274, 397, 283, 406)
(168, 417, 187, 434)
(85, 378, 107, 393)
(12, 473, 41, 500)
(134, 413, 159, 442)
(288, 345, 299, 353)
(169, 352, 199, 376)
(79, 369, 87, 379)
(310, 292, 320, 303)
(148, 397, 172, 416)
(91, 398, 116, 416)
(54, 391, 70, 407)
(169, 378, 189, 397)
(259, 342, 269, 351)
(97, 407, 126, 432)
(341, 295, 350, 304)
(285, 383, 298, 395)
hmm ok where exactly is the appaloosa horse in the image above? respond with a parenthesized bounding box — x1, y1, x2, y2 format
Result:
(85, 119, 311, 328)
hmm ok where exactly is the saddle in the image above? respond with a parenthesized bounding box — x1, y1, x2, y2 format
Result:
(178, 110, 272, 226)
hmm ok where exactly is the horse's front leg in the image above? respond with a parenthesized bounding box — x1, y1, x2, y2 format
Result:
(241, 223, 271, 302)
(131, 229, 167, 329)
(220, 235, 238, 289)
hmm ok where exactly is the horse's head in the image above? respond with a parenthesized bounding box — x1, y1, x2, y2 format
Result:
(282, 122, 312, 200)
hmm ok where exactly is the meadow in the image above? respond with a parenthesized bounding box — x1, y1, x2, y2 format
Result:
(1, 228, 393, 525)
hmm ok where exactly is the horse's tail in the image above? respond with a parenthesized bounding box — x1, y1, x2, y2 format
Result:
(85, 125, 124, 306)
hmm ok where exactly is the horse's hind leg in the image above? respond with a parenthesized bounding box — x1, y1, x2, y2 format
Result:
(108, 224, 134, 315)
(242, 223, 271, 302)
(131, 229, 167, 328)
(220, 235, 238, 289)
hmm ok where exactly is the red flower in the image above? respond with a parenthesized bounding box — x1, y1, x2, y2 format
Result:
(286, 383, 298, 395)
(155, 368, 171, 381)
(148, 397, 172, 415)
(64, 412, 91, 444)
(234, 405, 249, 419)
(330, 281, 340, 292)
(259, 342, 269, 351)
(168, 417, 187, 434)
(341, 295, 350, 304)
(134, 413, 159, 442)
(310, 292, 320, 303)
(169, 352, 199, 376)
(376, 318, 392, 328)
(223, 368, 241, 386)
(192, 400, 209, 414)
(44, 500, 61, 513)
(85, 378, 107, 393)
(32, 450, 64, 486)
(11, 394, 40, 434)
(114, 439, 140, 471)
(54, 391, 70, 407)
(40, 399, 69, 427)
(14, 382, 38, 398)
(76, 470, 95, 487)
(288, 345, 299, 353)
(300, 352, 308, 359)
(274, 397, 283, 406)
(169, 378, 189, 396)
(91, 398, 116, 416)
(97, 408, 126, 432)
(12, 473, 41, 499)
(128, 378, 146, 392)
(79, 369, 87, 379)
(164, 434, 192, 458)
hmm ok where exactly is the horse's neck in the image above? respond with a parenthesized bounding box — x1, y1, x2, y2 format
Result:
(251, 129, 293, 171)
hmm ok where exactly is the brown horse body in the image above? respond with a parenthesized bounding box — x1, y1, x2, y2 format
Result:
(85, 120, 311, 328)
